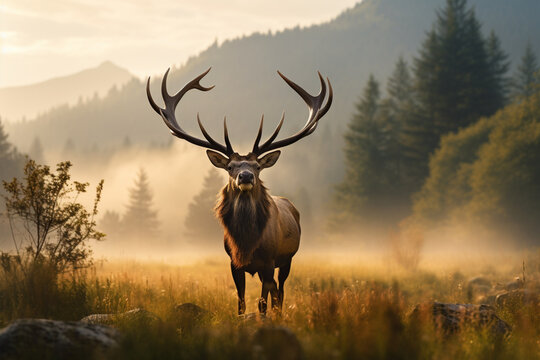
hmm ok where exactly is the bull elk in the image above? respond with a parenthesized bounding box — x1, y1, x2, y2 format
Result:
(146, 68, 332, 314)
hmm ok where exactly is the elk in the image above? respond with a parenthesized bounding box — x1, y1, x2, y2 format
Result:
(146, 68, 332, 314)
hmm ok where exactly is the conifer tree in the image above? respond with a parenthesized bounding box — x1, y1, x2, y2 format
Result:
(333, 75, 386, 220)
(404, 0, 507, 183)
(0, 119, 25, 183)
(512, 43, 539, 98)
(486, 31, 510, 107)
(0, 119, 12, 159)
(28, 137, 44, 164)
(380, 57, 413, 188)
(184, 168, 223, 241)
(100, 210, 122, 238)
(122, 168, 159, 238)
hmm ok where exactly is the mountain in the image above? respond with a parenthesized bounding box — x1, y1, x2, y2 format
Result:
(0, 61, 133, 122)
(6, 0, 540, 154)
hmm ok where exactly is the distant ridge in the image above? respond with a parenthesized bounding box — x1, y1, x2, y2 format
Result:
(0, 61, 133, 122)
(6, 0, 540, 152)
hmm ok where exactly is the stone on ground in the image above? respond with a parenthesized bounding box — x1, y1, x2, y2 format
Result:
(80, 308, 161, 327)
(0, 319, 120, 360)
(251, 326, 303, 360)
(171, 303, 212, 330)
(412, 302, 511, 337)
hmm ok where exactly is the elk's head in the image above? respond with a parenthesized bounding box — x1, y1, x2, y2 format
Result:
(146, 68, 332, 192)
(205, 151, 280, 192)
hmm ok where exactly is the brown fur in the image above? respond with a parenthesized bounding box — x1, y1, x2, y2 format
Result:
(215, 180, 272, 268)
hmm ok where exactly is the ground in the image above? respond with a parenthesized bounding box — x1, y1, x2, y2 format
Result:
(1, 251, 539, 359)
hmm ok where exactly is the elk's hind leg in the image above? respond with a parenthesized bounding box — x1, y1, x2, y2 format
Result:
(258, 264, 278, 314)
(277, 259, 292, 310)
(231, 263, 246, 315)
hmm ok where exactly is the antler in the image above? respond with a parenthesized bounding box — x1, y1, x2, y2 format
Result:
(252, 71, 333, 156)
(147, 68, 234, 156)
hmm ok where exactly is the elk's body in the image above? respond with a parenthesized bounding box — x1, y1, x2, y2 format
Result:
(217, 177, 301, 271)
(216, 170, 301, 312)
(147, 68, 332, 314)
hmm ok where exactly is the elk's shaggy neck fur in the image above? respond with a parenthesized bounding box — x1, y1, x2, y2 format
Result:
(215, 180, 272, 268)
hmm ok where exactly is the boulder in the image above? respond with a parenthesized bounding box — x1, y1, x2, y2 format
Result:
(412, 302, 511, 337)
(0, 319, 120, 360)
(80, 308, 161, 327)
(467, 276, 491, 287)
(496, 289, 539, 307)
(504, 277, 524, 291)
(171, 303, 212, 331)
(251, 326, 303, 360)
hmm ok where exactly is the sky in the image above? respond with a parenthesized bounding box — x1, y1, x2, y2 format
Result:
(0, 0, 360, 88)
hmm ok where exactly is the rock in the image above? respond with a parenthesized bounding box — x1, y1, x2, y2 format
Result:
(0, 319, 120, 360)
(81, 308, 161, 327)
(412, 302, 511, 337)
(468, 284, 491, 302)
(468, 276, 491, 287)
(477, 294, 498, 306)
(171, 303, 212, 330)
(251, 326, 303, 360)
(504, 277, 524, 291)
(496, 289, 539, 307)
(80, 313, 115, 326)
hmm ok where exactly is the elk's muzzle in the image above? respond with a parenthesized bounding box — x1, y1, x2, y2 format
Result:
(236, 171, 254, 191)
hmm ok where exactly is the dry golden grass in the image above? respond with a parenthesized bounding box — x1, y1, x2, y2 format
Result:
(1, 251, 539, 359)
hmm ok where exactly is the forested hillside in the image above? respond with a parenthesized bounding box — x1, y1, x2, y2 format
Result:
(3, 0, 539, 243)
(6, 0, 540, 152)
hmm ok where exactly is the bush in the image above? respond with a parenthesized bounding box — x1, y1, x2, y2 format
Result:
(0, 159, 104, 320)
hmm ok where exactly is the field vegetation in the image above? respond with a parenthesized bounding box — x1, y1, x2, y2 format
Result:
(0, 252, 538, 359)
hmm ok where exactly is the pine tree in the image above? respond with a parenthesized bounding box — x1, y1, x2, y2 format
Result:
(0, 119, 25, 183)
(28, 137, 44, 163)
(62, 138, 76, 157)
(0, 119, 12, 158)
(100, 210, 122, 238)
(405, 0, 507, 182)
(512, 43, 539, 98)
(333, 75, 386, 221)
(386, 56, 413, 107)
(380, 57, 413, 188)
(486, 31, 510, 107)
(122, 168, 159, 238)
(184, 168, 223, 242)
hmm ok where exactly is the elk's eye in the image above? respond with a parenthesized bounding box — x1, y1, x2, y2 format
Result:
(257, 165, 261, 170)
(227, 165, 232, 171)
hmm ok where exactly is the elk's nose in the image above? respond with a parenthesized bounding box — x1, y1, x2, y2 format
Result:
(238, 171, 254, 184)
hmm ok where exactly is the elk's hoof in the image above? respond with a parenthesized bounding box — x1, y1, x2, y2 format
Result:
(238, 300, 246, 315)
(258, 298, 267, 314)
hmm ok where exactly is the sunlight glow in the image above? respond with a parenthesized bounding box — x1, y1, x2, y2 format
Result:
(0, 0, 360, 87)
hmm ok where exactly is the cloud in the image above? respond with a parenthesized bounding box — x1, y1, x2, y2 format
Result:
(0, 0, 359, 87)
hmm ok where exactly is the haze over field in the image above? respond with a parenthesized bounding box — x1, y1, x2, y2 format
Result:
(0, 2, 540, 358)
(1, 0, 540, 258)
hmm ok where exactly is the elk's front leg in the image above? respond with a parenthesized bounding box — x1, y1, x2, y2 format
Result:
(231, 263, 246, 315)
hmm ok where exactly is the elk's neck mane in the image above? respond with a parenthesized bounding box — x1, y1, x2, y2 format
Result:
(215, 181, 271, 268)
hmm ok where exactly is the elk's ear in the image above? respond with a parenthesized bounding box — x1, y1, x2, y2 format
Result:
(206, 150, 229, 169)
(259, 150, 281, 169)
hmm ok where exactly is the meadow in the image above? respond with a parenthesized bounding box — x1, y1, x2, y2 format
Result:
(1, 250, 538, 359)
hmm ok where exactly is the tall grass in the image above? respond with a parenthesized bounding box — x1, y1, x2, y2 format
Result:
(0, 253, 538, 359)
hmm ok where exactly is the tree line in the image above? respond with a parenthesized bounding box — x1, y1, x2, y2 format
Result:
(332, 0, 540, 243)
